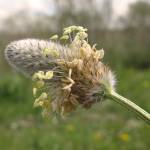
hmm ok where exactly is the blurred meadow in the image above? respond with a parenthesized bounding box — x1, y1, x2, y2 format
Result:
(0, 0, 150, 150)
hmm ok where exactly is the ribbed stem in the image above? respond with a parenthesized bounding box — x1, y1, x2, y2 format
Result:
(108, 90, 150, 125)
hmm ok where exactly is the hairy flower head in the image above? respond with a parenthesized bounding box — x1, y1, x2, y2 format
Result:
(5, 26, 115, 118)
(5, 26, 150, 125)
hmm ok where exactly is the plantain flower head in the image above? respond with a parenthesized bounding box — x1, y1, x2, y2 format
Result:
(5, 25, 150, 125)
(5, 26, 116, 117)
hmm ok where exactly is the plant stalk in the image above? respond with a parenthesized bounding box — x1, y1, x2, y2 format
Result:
(108, 90, 150, 125)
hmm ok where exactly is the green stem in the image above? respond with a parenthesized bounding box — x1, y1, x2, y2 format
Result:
(108, 90, 150, 125)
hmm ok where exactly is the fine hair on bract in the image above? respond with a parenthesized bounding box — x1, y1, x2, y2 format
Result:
(5, 26, 150, 124)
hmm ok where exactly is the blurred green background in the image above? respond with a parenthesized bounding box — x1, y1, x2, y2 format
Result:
(0, 0, 150, 150)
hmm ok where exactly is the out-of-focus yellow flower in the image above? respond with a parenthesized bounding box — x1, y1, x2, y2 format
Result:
(65, 124, 75, 132)
(118, 133, 130, 142)
(93, 132, 102, 141)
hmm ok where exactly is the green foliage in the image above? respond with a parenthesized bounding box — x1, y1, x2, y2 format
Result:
(0, 73, 32, 102)
(128, 1, 150, 27)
